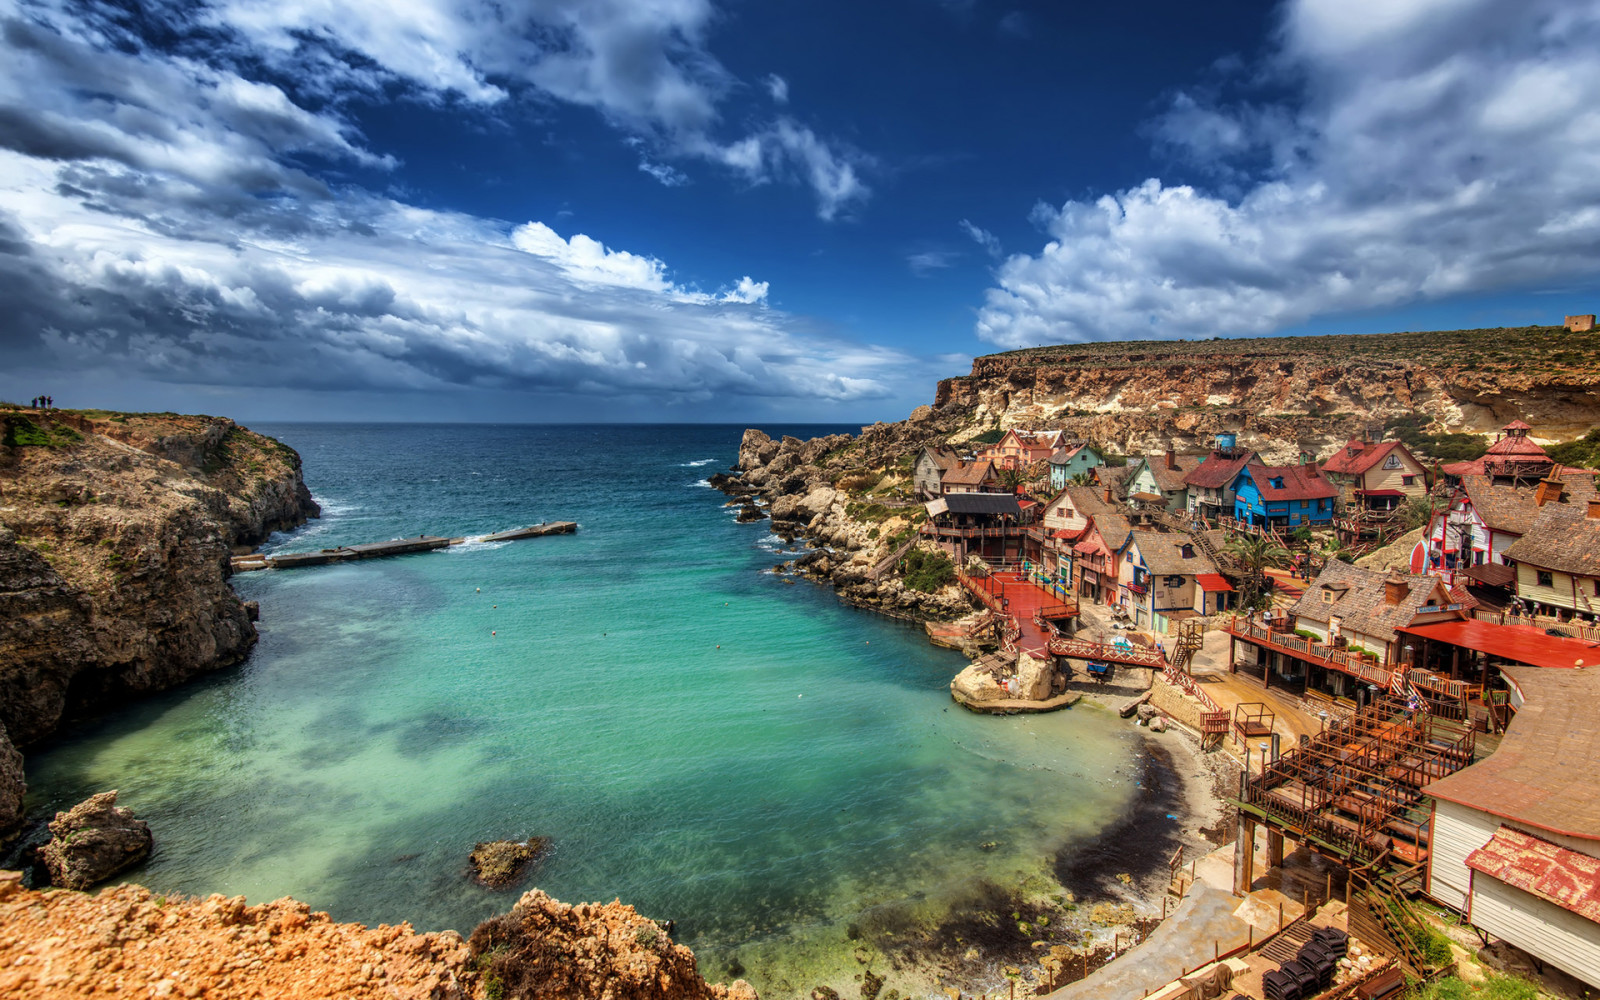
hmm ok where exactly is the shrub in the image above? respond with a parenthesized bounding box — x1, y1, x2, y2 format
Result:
(903, 549, 955, 592)
(970, 428, 1005, 445)
(1547, 427, 1600, 470)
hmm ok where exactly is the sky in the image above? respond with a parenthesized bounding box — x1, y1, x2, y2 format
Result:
(2, 0, 1599, 423)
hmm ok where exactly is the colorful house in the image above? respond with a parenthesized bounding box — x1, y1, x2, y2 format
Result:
(913, 445, 962, 499)
(979, 429, 1067, 472)
(1184, 433, 1257, 520)
(1115, 528, 1225, 631)
(1231, 463, 1338, 528)
(940, 459, 1001, 495)
(1319, 437, 1428, 515)
(1126, 447, 1203, 512)
(1502, 475, 1600, 617)
(1047, 443, 1103, 490)
(1440, 420, 1559, 484)
(1422, 473, 1599, 585)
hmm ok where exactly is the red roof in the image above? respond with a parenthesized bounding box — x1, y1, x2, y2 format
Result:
(1051, 527, 1087, 541)
(1486, 433, 1551, 458)
(1504, 419, 1533, 431)
(1321, 439, 1404, 477)
(1245, 463, 1339, 502)
(1397, 619, 1600, 669)
(1196, 573, 1234, 592)
(1466, 826, 1600, 923)
(1357, 488, 1405, 498)
(1073, 537, 1109, 556)
(1185, 449, 1255, 489)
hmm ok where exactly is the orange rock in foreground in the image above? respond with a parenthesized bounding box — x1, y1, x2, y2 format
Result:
(0, 870, 474, 999)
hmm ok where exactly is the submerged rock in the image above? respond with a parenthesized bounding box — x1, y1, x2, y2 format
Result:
(468, 838, 549, 889)
(40, 790, 152, 889)
(736, 503, 767, 523)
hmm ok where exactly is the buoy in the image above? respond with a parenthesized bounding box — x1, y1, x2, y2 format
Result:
(476, 588, 480, 592)
(493, 605, 497, 609)
(716, 645, 721, 649)
(798, 694, 803, 698)
(491, 631, 497, 636)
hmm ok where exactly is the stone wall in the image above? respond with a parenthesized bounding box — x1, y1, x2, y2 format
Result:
(1149, 676, 1205, 733)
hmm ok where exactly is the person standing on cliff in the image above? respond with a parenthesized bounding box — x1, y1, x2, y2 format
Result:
(45, 396, 53, 409)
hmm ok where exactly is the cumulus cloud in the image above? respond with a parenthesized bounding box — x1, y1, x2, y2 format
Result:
(977, 0, 1600, 346)
(0, 2, 905, 407)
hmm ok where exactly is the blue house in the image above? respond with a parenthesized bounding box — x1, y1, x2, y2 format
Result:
(1231, 463, 1338, 529)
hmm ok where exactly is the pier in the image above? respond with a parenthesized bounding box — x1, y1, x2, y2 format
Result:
(230, 521, 576, 572)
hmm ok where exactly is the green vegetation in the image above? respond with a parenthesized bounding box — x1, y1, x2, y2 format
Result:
(1399, 495, 1435, 532)
(633, 924, 659, 948)
(969, 428, 1006, 445)
(844, 501, 897, 523)
(1101, 454, 1129, 467)
(1383, 414, 1486, 463)
(1225, 534, 1291, 611)
(2, 417, 83, 448)
(903, 549, 955, 592)
(1389, 901, 1455, 968)
(1547, 427, 1600, 469)
(1409, 975, 1540, 1000)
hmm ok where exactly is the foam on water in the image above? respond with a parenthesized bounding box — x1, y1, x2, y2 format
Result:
(24, 424, 1141, 999)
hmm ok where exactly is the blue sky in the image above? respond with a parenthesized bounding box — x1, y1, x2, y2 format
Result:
(1, 0, 1598, 423)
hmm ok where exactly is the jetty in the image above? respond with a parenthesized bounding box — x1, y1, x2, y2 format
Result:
(230, 521, 576, 572)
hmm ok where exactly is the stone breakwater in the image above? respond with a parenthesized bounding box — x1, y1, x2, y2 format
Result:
(0, 871, 759, 1000)
(0, 410, 320, 839)
(713, 426, 973, 621)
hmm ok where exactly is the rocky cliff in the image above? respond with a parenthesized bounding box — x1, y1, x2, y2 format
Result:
(936, 326, 1600, 461)
(0, 407, 319, 837)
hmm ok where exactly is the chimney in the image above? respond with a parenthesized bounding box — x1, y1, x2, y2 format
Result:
(1384, 573, 1409, 607)
(1588, 497, 1600, 520)
(1535, 475, 1565, 507)
(1166, 445, 1177, 471)
(1104, 486, 1114, 505)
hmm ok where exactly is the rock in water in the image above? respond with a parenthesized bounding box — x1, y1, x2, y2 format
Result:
(40, 790, 152, 889)
(468, 838, 549, 889)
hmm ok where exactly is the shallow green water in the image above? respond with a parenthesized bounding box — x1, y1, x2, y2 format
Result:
(24, 424, 1142, 995)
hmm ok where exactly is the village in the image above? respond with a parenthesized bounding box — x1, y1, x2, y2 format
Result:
(901, 418, 1600, 1000)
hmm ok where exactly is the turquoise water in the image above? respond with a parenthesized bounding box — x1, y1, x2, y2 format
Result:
(24, 424, 1142, 995)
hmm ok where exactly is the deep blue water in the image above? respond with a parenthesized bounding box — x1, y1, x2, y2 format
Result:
(24, 424, 1140, 996)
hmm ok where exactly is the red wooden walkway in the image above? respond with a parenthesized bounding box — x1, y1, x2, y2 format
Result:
(959, 570, 1076, 657)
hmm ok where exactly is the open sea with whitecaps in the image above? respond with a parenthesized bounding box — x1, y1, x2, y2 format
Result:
(23, 424, 1148, 996)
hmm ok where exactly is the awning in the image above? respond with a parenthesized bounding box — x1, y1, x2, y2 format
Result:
(1195, 573, 1234, 592)
(1073, 538, 1108, 556)
(1357, 488, 1405, 498)
(1051, 527, 1087, 541)
(1397, 619, 1600, 669)
(1463, 563, 1516, 588)
(1466, 826, 1600, 923)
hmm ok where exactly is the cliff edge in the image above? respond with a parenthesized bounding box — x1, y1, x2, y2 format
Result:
(0, 407, 319, 837)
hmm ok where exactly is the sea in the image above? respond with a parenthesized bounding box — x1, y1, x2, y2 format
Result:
(22, 424, 1146, 997)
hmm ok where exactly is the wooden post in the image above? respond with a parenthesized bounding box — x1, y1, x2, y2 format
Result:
(1326, 872, 1333, 906)
(1214, 940, 1219, 963)
(1277, 900, 1283, 932)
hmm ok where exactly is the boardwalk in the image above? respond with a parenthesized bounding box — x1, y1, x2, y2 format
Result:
(959, 569, 1076, 656)
(231, 521, 577, 572)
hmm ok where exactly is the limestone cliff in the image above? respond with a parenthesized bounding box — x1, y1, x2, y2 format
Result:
(936, 326, 1600, 461)
(0, 408, 319, 837)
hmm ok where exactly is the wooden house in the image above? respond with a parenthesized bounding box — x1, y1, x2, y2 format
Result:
(1126, 447, 1202, 512)
(1423, 666, 1600, 988)
(1114, 528, 1224, 632)
(1184, 433, 1258, 521)
(913, 445, 962, 498)
(1231, 463, 1338, 529)
(940, 459, 1000, 495)
(979, 429, 1066, 472)
(1047, 443, 1103, 490)
(1319, 438, 1428, 515)
(1441, 421, 1559, 485)
(921, 492, 1027, 563)
(1424, 473, 1596, 586)
(1502, 476, 1600, 617)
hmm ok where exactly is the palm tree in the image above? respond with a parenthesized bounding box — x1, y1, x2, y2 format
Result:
(1225, 533, 1292, 611)
(996, 466, 1028, 492)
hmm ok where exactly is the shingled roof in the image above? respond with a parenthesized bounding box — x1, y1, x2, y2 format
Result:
(1502, 481, 1600, 576)
(942, 459, 997, 487)
(1127, 530, 1218, 576)
(1185, 448, 1257, 489)
(1459, 474, 1597, 537)
(1063, 485, 1133, 548)
(1320, 439, 1415, 477)
(1142, 452, 1204, 492)
(1429, 664, 1600, 842)
(1242, 463, 1339, 503)
(1289, 560, 1451, 646)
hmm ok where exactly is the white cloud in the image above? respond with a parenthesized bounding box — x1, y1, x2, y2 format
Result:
(907, 251, 958, 276)
(0, 4, 907, 406)
(639, 160, 690, 186)
(977, 0, 1600, 346)
(958, 219, 1001, 258)
(764, 73, 789, 104)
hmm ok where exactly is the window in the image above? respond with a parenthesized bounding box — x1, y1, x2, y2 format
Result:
(1402, 474, 1416, 486)
(1537, 570, 1553, 588)
(1322, 590, 1335, 604)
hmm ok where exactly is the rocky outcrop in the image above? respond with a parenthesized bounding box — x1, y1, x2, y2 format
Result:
(0, 870, 475, 998)
(39, 790, 153, 890)
(0, 409, 319, 838)
(469, 888, 757, 1000)
(0, 723, 21, 839)
(935, 328, 1600, 460)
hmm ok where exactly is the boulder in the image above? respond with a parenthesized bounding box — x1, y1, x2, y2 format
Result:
(1150, 715, 1168, 733)
(40, 790, 152, 890)
(735, 504, 766, 523)
(468, 838, 549, 889)
(799, 487, 837, 519)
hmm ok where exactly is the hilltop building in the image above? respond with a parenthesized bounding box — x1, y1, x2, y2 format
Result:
(1565, 313, 1595, 332)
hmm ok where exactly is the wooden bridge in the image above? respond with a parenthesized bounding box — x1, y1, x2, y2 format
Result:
(231, 521, 577, 572)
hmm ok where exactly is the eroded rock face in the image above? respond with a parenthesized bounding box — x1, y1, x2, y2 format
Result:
(0, 872, 475, 999)
(40, 790, 153, 890)
(0, 412, 318, 752)
(0, 723, 22, 839)
(469, 888, 757, 1000)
